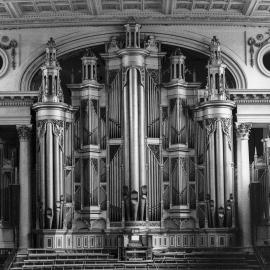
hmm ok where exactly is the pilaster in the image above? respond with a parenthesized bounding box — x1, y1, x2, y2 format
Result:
(17, 125, 32, 250)
(235, 122, 252, 247)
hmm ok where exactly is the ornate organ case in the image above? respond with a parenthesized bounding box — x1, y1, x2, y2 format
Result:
(34, 28, 237, 250)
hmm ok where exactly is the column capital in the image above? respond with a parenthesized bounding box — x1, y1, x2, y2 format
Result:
(17, 125, 32, 141)
(235, 122, 252, 140)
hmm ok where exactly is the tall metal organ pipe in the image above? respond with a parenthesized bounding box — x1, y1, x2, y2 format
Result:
(139, 81, 146, 219)
(128, 68, 140, 220)
(46, 122, 54, 229)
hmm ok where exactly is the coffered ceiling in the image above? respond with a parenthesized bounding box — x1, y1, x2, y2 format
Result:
(0, 0, 269, 28)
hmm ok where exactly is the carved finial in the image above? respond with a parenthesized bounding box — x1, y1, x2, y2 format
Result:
(47, 37, 56, 49)
(206, 36, 227, 101)
(39, 38, 63, 103)
(210, 36, 222, 65)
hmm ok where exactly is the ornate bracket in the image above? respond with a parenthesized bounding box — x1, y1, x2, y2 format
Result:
(247, 30, 270, 67)
(0, 37, 17, 70)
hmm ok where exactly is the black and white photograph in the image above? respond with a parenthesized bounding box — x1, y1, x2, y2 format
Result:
(0, 0, 269, 269)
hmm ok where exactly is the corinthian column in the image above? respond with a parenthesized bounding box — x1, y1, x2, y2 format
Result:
(17, 125, 32, 250)
(236, 122, 252, 248)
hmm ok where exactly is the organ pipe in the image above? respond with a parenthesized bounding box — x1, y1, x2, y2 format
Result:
(40, 135, 45, 229)
(46, 122, 54, 229)
(53, 134, 60, 228)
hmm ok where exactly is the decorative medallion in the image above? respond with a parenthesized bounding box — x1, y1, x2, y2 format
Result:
(0, 37, 17, 74)
(247, 30, 270, 76)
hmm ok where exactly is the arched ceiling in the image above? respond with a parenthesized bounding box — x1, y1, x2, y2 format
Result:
(0, 0, 270, 28)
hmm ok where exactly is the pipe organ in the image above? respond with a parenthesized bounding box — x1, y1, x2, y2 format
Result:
(34, 26, 238, 250)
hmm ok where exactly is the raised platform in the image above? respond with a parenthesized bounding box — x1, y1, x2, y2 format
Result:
(35, 228, 235, 250)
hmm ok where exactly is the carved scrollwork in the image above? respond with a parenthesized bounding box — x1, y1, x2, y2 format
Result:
(221, 118, 232, 150)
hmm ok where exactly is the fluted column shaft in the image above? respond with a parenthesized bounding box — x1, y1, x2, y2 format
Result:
(17, 125, 32, 249)
(236, 122, 252, 247)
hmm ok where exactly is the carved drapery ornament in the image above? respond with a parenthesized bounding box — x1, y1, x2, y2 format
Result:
(221, 118, 232, 150)
(235, 122, 252, 139)
(37, 120, 47, 138)
(37, 120, 64, 146)
(52, 120, 64, 138)
(205, 118, 217, 148)
(17, 125, 32, 141)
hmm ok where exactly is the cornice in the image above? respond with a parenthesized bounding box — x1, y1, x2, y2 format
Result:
(1, 15, 270, 30)
(229, 89, 270, 104)
(0, 91, 38, 106)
